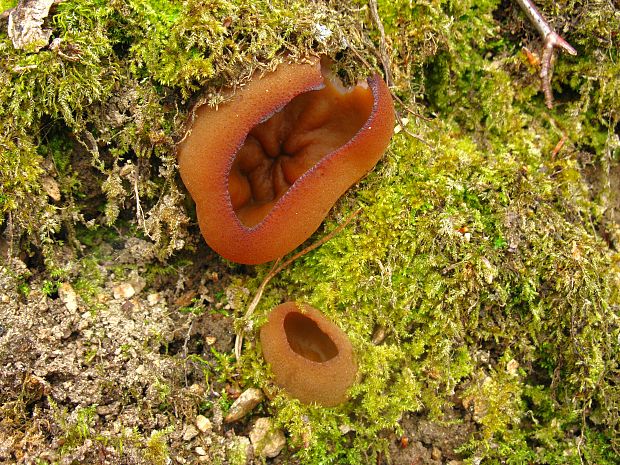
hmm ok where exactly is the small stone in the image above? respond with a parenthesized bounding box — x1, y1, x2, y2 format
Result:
(196, 415, 212, 433)
(205, 336, 217, 346)
(431, 446, 442, 461)
(8, 0, 55, 51)
(212, 404, 224, 429)
(188, 384, 205, 397)
(195, 446, 207, 456)
(224, 388, 264, 423)
(41, 176, 61, 201)
(147, 292, 162, 305)
(58, 283, 78, 312)
(113, 283, 135, 300)
(183, 425, 199, 441)
(338, 424, 353, 434)
(197, 456, 210, 463)
(506, 359, 519, 376)
(249, 417, 286, 458)
(128, 271, 146, 295)
(96, 402, 120, 416)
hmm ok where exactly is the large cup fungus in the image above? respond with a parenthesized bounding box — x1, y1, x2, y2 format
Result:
(177, 57, 395, 264)
(260, 302, 357, 407)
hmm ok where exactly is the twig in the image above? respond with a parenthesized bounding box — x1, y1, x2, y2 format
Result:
(368, 0, 393, 87)
(366, 2, 431, 146)
(394, 110, 433, 147)
(515, 0, 577, 108)
(391, 92, 433, 122)
(550, 133, 567, 159)
(234, 208, 363, 360)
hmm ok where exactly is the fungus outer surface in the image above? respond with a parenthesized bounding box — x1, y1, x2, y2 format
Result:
(260, 302, 357, 407)
(177, 57, 395, 264)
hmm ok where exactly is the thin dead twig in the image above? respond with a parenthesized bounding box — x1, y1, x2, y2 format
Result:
(515, 0, 577, 108)
(234, 208, 363, 360)
(368, 0, 393, 87)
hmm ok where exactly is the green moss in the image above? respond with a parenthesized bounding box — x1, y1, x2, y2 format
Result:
(143, 426, 174, 465)
(1, 0, 361, 259)
(230, 1, 620, 462)
(2, 0, 619, 463)
(48, 402, 98, 454)
(0, 1, 16, 11)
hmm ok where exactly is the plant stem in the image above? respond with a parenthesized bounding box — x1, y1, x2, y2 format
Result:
(515, 0, 577, 108)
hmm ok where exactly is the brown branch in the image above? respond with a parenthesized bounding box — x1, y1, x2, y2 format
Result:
(368, 0, 393, 88)
(515, 0, 577, 108)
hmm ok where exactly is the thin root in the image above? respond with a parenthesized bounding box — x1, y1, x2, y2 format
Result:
(234, 207, 363, 360)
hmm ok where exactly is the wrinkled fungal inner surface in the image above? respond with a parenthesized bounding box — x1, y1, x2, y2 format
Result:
(284, 312, 338, 363)
(228, 79, 374, 227)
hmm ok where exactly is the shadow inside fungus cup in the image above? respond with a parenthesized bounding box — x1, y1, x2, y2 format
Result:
(260, 302, 358, 407)
(228, 72, 374, 227)
(284, 312, 339, 363)
(176, 56, 394, 264)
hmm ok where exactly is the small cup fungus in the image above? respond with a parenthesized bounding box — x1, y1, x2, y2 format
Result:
(177, 57, 395, 264)
(260, 302, 357, 407)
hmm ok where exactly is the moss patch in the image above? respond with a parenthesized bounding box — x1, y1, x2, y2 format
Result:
(1, 0, 619, 463)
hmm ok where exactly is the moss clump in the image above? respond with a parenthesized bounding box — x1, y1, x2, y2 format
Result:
(234, 1, 620, 463)
(0, 0, 362, 263)
(240, 115, 618, 462)
(2, 0, 619, 463)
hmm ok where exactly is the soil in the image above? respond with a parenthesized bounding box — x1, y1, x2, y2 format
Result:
(0, 232, 479, 464)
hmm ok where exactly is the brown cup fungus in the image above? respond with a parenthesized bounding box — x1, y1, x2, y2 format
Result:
(177, 57, 395, 264)
(260, 302, 357, 407)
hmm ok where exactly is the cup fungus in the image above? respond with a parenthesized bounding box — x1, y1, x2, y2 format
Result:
(260, 302, 357, 407)
(177, 57, 395, 264)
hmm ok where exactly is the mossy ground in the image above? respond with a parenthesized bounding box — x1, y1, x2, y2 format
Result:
(1, 0, 619, 464)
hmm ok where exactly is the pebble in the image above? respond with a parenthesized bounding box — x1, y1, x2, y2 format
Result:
(338, 424, 353, 434)
(371, 326, 386, 345)
(249, 417, 286, 458)
(195, 446, 206, 456)
(147, 292, 162, 305)
(78, 311, 90, 330)
(183, 425, 199, 441)
(96, 402, 120, 416)
(41, 176, 61, 201)
(224, 388, 264, 423)
(58, 283, 78, 312)
(196, 415, 212, 433)
(506, 359, 519, 376)
(113, 283, 135, 300)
